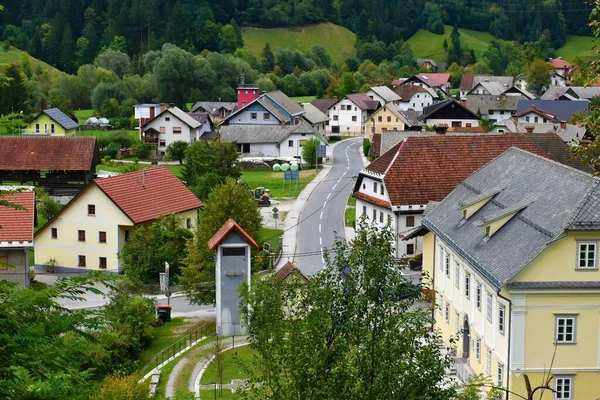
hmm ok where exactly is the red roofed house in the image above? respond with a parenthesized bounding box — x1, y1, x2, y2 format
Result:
(327, 93, 380, 135)
(548, 57, 575, 84)
(401, 74, 452, 96)
(276, 261, 309, 283)
(393, 84, 438, 112)
(0, 190, 35, 287)
(352, 135, 551, 258)
(34, 166, 202, 274)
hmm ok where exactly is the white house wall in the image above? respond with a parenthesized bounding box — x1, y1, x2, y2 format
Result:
(328, 99, 367, 135)
(144, 113, 197, 156)
(279, 133, 325, 163)
(425, 118, 480, 128)
(398, 93, 434, 112)
(239, 143, 279, 158)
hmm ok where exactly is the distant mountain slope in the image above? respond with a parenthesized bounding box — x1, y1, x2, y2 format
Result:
(556, 35, 599, 62)
(242, 23, 356, 65)
(0, 47, 64, 77)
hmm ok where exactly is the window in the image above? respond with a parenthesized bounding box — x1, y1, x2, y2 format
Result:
(373, 182, 377, 192)
(78, 255, 86, 267)
(159, 139, 166, 147)
(486, 349, 492, 375)
(78, 230, 86, 242)
(445, 255, 450, 278)
(340, 105, 346, 110)
(475, 338, 481, 362)
(125, 230, 130, 241)
(51, 124, 55, 134)
(525, 116, 530, 122)
(554, 376, 573, 399)
(445, 302, 450, 323)
(354, 107, 357, 111)
(439, 247, 445, 271)
(250, 112, 257, 120)
(379, 212, 383, 223)
(99, 231, 107, 243)
(577, 242, 597, 269)
(288, 140, 294, 147)
(99, 257, 107, 269)
(242, 143, 250, 153)
(362, 205, 367, 216)
(88, 204, 96, 216)
(498, 305, 506, 334)
(451, 121, 461, 127)
(173, 127, 182, 134)
(263, 113, 270, 120)
(159, 126, 166, 134)
(476, 283, 482, 310)
(555, 315, 576, 344)
(372, 209, 376, 220)
(406, 216, 415, 227)
(455, 262, 460, 288)
(497, 363, 504, 387)
(51, 228, 58, 239)
(534, 116, 539, 123)
(333, 115, 338, 121)
(352, 116, 357, 122)
(387, 116, 391, 122)
(406, 243, 414, 255)
(487, 292, 493, 322)
(378, 116, 382, 122)
(0, 256, 7, 270)
(438, 296, 443, 315)
(380, 185, 384, 195)
(165, 116, 170, 121)
(186, 218, 192, 229)
(35, 123, 40, 133)
(465, 273, 470, 299)
(455, 312, 460, 333)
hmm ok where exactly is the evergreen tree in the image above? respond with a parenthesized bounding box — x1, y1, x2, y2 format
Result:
(260, 42, 275, 72)
(0, 64, 28, 115)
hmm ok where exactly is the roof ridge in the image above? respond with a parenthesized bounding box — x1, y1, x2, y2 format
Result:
(567, 179, 600, 228)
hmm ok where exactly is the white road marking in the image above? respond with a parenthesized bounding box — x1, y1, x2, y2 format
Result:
(319, 224, 322, 232)
(323, 201, 327, 207)
(337, 178, 342, 183)
(333, 184, 337, 190)
(343, 171, 347, 176)
(319, 237, 322, 246)
(327, 193, 331, 200)
(320, 211, 323, 219)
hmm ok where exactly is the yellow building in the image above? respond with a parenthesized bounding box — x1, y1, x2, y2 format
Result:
(24, 108, 79, 136)
(34, 166, 202, 273)
(367, 101, 413, 140)
(416, 148, 600, 399)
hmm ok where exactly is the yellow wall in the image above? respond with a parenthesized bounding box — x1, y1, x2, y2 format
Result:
(367, 106, 406, 140)
(510, 372, 600, 400)
(26, 114, 75, 136)
(462, 196, 493, 220)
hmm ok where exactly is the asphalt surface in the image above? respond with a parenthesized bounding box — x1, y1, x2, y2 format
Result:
(294, 138, 364, 275)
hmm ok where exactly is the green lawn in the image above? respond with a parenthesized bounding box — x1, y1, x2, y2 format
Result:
(200, 345, 259, 385)
(345, 194, 356, 228)
(406, 25, 503, 64)
(96, 163, 184, 178)
(73, 109, 95, 124)
(260, 227, 284, 254)
(199, 389, 235, 399)
(77, 129, 139, 142)
(0, 46, 64, 77)
(556, 35, 599, 63)
(240, 169, 317, 200)
(242, 23, 356, 65)
(290, 95, 317, 103)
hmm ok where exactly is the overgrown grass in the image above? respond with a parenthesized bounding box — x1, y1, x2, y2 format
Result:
(0, 46, 64, 77)
(73, 109, 95, 124)
(260, 227, 284, 254)
(200, 345, 260, 385)
(556, 35, 599, 62)
(240, 169, 317, 200)
(96, 163, 184, 179)
(345, 194, 356, 228)
(290, 95, 317, 103)
(242, 23, 356, 65)
(77, 129, 139, 141)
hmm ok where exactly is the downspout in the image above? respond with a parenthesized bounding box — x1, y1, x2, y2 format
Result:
(431, 235, 437, 330)
(497, 290, 512, 400)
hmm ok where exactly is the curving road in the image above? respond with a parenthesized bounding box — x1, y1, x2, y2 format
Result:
(294, 138, 365, 275)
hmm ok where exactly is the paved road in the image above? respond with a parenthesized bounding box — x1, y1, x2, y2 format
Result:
(294, 138, 364, 275)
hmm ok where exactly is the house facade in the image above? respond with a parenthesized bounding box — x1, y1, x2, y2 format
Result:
(23, 108, 79, 136)
(142, 106, 201, 157)
(0, 191, 35, 287)
(222, 90, 305, 127)
(367, 102, 412, 140)
(327, 94, 379, 135)
(393, 84, 436, 112)
(364, 86, 400, 107)
(421, 148, 600, 400)
(418, 99, 481, 128)
(34, 167, 202, 273)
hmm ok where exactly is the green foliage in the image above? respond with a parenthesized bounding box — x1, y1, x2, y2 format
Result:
(181, 178, 262, 305)
(119, 215, 194, 284)
(301, 138, 320, 167)
(94, 49, 131, 78)
(260, 42, 275, 72)
(166, 141, 190, 164)
(239, 221, 455, 399)
(92, 374, 148, 400)
(135, 143, 151, 160)
(524, 58, 552, 96)
(0, 63, 29, 115)
(35, 188, 63, 220)
(363, 138, 370, 157)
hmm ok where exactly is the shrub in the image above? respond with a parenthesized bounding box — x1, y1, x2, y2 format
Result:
(92, 374, 147, 400)
(136, 143, 151, 160)
(328, 135, 342, 142)
(100, 143, 120, 159)
(363, 138, 370, 157)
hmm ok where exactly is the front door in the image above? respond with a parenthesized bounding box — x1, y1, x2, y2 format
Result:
(462, 318, 470, 359)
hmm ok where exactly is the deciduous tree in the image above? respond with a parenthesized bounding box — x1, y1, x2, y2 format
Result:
(166, 140, 189, 164)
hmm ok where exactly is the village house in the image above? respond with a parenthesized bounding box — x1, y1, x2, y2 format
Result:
(364, 86, 401, 107)
(367, 102, 419, 140)
(220, 90, 306, 128)
(326, 93, 380, 135)
(393, 84, 438, 112)
(548, 57, 575, 83)
(416, 58, 439, 72)
(516, 100, 589, 123)
(419, 147, 600, 399)
(34, 166, 202, 274)
(541, 86, 600, 101)
(463, 95, 520, 122)
(418, 99, 481, 128)
(23, 108, 79, 136)
(0, 190, 35, 287)
(134, 103, 170, 138)
(189, 101, 237, 122)
(301, 103, 329, 133)
(353, 134, 547, 258)
(401, 73, 452, 95)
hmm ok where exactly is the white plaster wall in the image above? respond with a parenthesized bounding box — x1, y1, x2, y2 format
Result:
(328, 99, 367, 134)
(425, 118, 480, 128)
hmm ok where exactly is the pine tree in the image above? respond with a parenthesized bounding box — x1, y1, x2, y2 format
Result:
(60, 24, 75, 72)
(260, 42, 275, 73)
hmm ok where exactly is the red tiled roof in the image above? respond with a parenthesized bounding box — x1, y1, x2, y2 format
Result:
(417, 73, 451, 87)
(346, 93, 381, 111)
(276, 261, 309, 282)
(548, 58, 574, 69)
(311, 99, 337, 113)
(208, 218, 259, 251)
(393, 84, 429, 101)
(95, 166, 202, 224)
(447, 126, 488, 133)
(0, 191, 35, 242)
(0, 136, 99, 171)
(459, 74, 484, 91)
(352, 191, 391, 209)
(367, 135, 552, 206)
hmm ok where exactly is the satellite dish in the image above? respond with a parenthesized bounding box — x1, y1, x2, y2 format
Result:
(263, 242, 271, 252)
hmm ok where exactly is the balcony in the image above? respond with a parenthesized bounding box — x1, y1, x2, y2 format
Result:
(143, 135, 159, 144)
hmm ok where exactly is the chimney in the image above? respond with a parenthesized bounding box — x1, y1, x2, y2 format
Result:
(525, 126, 534, 134)
(461, 97, 467, 106)
(434, 123, 448, 135)
(560, 121, 567, 129)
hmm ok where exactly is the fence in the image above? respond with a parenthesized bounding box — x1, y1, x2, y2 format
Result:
(153, 322, 212, 370)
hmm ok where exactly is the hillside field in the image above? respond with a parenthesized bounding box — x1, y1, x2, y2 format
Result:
(556, 35, 599, 62)
(242, 23, 356, 64)
(0, 47, 64, 77)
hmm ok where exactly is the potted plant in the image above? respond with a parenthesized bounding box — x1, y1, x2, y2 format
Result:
(44, 259, 56, 273)
(408, 253, 422, 270)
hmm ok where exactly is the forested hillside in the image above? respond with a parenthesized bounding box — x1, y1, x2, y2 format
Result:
(0, 0, 593, 72)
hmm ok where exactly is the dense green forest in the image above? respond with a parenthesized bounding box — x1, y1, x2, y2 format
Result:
(0, 0, 592, 72)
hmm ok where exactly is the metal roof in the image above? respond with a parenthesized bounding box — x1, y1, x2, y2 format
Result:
(40, 108, 79, 130)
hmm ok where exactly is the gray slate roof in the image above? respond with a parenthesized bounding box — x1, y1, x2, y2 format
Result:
(464, 95, 520, 115)
(266, 90, 304, 116)
(368, 86, 401, 102)
(302, 103, 329, 124)
(219, 121, 327, 145)
(516, 99, 590, 122)
(423, 147, 600, 289)
(190, 101, 237, 114)
(542, 86, 600, 100)
(379, 130, 503, 155)
(472, 75, 514, 89)
(41, 108, 79, 130)
(508, 281, 600, 289)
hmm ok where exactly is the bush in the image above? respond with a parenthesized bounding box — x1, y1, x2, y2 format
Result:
(35, 188, 63, 220)
(328, 135, 342, 143)
(363, 138, 370, 157)
(136, 143, 151, 160)
(92, 374, 147, 400)
(100, 143, 120, 159)
(108, 131, 136, 149)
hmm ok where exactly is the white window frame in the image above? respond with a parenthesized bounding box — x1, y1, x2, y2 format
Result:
(438, 296, 443, 315)
(476, 283, 482, 310)
(497, 362, 504, 387)
(486, 292, 493, 322)
(486, 349, 492, 375)
(555, 315, 577, 344)
(577, 241, 598, 269)
(445, 302, 450, 323)
(455, 261, 460, 288)
(498, 304, 506, 335)
(445, 254, 450, 278)
(475, 338, 481, 362)
(455, 311, 460, 334)
(554, 376, 573, 400)
(465, 272, 471, 299)
(439, 247, 444, 271)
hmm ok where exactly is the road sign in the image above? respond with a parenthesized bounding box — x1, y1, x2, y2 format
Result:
(284, 170, 299, 181)
(316, 145, 327, 158)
